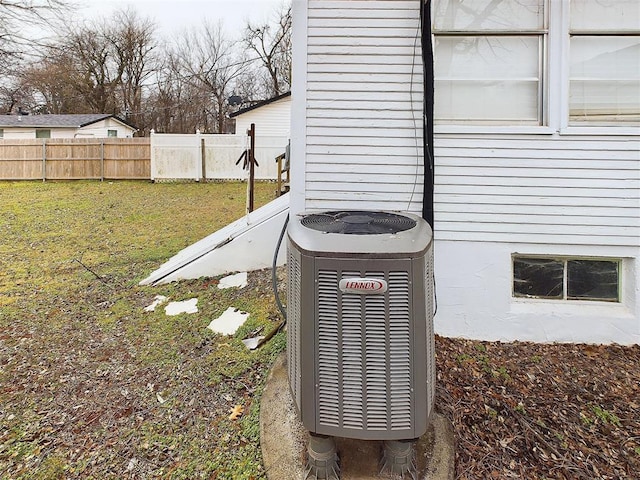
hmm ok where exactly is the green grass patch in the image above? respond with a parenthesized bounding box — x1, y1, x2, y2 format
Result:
(0, 180, 282, 479)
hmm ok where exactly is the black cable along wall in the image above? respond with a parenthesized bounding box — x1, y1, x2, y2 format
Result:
(420, 0, 435, 228)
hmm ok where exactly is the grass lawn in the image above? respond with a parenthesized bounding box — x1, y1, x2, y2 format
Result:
(0, 180, 284, 479)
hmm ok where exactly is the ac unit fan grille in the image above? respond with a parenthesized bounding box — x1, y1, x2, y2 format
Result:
(301, 211, 417, 235)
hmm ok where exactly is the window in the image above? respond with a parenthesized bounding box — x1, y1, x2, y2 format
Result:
(35, 129, 51, 139)
(432, 0, 640, 126)
(0, 128, 3, 138)
(433, 0, 545, 125)
(107, 129, 118, 137)
(569, 0, 640, 124)
(513, 256, 620, 302)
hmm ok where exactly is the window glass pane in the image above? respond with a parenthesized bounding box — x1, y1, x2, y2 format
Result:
(36, 129, 51, 139)
(107, 129, 118, 137)
(0, 129, 3, 138)
(435, 36, 540, 123)
(570, 36, 640, 123)
(567, 260, 619, 302)
(513, 258, 564, 299)
(571, 0, 640, 31)
(434, 0, 544, 31)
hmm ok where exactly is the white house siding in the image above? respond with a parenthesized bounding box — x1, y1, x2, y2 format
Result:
(433, 132, 639, 344)
(73, 119, 135, 138)
(1, 129, 36, 139)
(290, 0, 640, 344)
(434, 134, 639, 246)
(292, 0, 425, 215)
(1, 119, 134, 139)
(234, 96, 292, 137)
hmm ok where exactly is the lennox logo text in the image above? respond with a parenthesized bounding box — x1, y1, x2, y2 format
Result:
(338, 278, 388, 295)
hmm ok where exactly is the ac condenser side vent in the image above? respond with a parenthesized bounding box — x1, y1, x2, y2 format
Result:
(287, 245, 302, 409)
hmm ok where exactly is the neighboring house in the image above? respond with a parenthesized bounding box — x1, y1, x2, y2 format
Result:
(0, 114, 136, 139)
(289, 0, 640, 344)
(230, 92, 292, 137)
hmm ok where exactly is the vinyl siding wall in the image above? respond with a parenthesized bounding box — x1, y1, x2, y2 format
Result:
(234, 97, 292, 137)
(0, 119, 135, 139)
(434, 134, 639, 247)
(299, 0, 425, 215)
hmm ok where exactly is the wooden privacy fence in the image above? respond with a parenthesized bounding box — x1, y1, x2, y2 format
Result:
(0, 138, 150, 180)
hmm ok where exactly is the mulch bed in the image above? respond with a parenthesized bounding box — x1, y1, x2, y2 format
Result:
(435, 336, 640, 479)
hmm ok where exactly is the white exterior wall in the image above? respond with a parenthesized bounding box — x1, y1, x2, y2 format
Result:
(290, 0, 640, 344)
(291, 0, 424, 215)
(75, 118, 135, 138)
(234, 96, 292, 137)
(0, 119, 135, 139)
(433, 133, 639, 344)
(1, 129, 37, 139)
(435, 241, 638, 344)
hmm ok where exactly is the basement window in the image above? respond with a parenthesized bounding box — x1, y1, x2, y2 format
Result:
(513, 256, 620, 302)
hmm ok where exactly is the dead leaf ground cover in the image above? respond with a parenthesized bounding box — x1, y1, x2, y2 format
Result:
(0, 181, 638, 479)
(436, 338, 639, 479)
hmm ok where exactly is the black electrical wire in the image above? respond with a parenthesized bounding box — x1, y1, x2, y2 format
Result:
(272, 213, 289, 323)
(420, 0, 435, 229)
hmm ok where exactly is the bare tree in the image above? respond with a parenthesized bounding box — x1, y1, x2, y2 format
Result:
(18, 8, 157, 131)
(243, 3, 292, 97)
(0, 0, 71, 114)
(20, 48, 88, 113)
(172, 20, 249, 133)
(107, 8, 157, 129)
(146, 51, 208, 134)
(0, 0, 70, 73)
(0, 80, 32, 114)
(62, 23, 120, 114)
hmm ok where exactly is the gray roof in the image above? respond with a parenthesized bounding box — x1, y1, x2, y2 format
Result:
(0, 114, 135, 129)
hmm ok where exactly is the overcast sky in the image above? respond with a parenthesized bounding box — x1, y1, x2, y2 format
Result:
(78, 0, 285, 38)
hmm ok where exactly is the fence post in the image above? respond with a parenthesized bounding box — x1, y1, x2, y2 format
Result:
(41, 139, 46, 182)
(100, 139, 105, 181)
(150, 130, 155, 182)
(248, 123, 256, 213)
(201, 137, 206, 181)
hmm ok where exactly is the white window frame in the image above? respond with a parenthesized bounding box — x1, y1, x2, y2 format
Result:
(433, 0, 640, 136)
(558, 0, 640, 136)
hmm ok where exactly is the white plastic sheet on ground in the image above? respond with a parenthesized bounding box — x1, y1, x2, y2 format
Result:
(165, 298, 198, 316)
(207, 307, 249, 335)
(144, 295, 168, 312)
(218, 272, 248, 289)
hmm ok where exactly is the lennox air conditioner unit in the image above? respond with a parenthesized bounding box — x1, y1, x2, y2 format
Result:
(287, 210, 435, 441)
